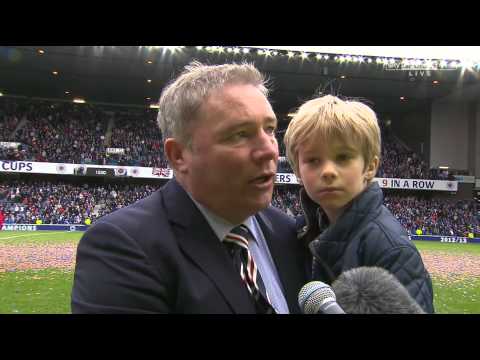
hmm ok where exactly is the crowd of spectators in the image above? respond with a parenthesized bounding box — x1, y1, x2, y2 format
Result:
(383, 195, 479, 238)
(0, 97, 467, 180)
(13, 102, 109, 164)
(106, 110, 169, 168)
(272, 186, 302, 217)
(377, 138, 444, 180)
(272, 186, 479, 237)
(0, 98, 28, 161)
(0, 179, 159, 225)
(0, 99, 22, 140)
(275, 122, 446, 180)
(1, 179, 477, 237)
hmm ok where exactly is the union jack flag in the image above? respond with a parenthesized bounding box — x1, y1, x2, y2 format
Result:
(152, 168, 170, 177)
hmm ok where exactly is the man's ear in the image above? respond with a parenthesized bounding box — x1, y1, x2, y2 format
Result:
(164, 138, 190, 174)
(365, 156, 379, 181)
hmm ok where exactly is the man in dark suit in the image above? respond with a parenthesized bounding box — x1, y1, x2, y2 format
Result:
(71, 61, 307, 313)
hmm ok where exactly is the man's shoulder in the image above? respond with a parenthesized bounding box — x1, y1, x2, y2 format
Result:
(261, 206, 295, 226)
(92, 189, 165, 233)
(78, 187, 182, 264)
(257, 206, 298, 243)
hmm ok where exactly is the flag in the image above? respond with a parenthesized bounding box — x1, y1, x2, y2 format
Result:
(152, 168, 171, 178)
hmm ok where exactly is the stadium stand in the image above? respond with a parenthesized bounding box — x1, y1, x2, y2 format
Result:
(1, 98, 447, 179)
(0, 179, 159, 225)
(107, 110, 169, 168)
(272, 186, 479, 237)
(0, 178, 477, 237)
(1, 97, 478, 237)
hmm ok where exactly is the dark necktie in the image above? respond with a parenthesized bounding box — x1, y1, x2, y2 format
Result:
(224, 225, 275, 314)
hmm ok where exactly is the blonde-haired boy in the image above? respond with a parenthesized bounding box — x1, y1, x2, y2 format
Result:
(284, 95, 434, 313)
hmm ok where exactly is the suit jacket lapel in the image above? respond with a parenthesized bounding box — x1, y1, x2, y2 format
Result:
(161, 179, 255, 314)
(256, 210, 305, 313)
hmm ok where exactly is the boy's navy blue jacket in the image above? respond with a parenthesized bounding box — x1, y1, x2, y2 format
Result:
(296, 182, 435, 313)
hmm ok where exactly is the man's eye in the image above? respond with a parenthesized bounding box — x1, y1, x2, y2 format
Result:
(230, 131, 248, 140)
(265, 126, 276, 135)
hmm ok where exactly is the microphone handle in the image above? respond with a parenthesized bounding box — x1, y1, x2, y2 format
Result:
(319, 300, 346, 314)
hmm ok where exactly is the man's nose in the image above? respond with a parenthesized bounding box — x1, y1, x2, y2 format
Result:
(252, 130, 278, 162)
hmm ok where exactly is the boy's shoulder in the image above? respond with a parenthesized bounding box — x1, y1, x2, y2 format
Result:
(349, 182, 411, 248)
(295, 213, 307, 231)
(360, 204, 413, 250)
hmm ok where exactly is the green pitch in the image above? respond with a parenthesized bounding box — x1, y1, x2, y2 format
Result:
(0, 235, 479, 313)
(0, 231, 82, 314)
(0, 231, 83, 245)
(413, 240, 480, 255)
(413, 240, 480, 314)
(432, 277, 480, 314)
(0, 269, 74, 314)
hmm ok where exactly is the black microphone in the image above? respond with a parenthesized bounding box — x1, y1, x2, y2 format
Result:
(298, 281, 346, 314)
(331, 267, 425, 314)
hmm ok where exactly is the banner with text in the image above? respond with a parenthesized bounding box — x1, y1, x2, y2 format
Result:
(106, 148, 125, 155)
(0, 160, 173, 179)
(409, 235, 480, 244)
(275, 173, 299, 184)
(0, 142, 22, 149)
(3, 225, 478, 241)
(373, 178, 458, 192)
(1, 224, 90, 232)
(0, 161, 459, 190)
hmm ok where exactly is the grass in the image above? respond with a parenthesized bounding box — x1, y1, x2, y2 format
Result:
(413, 240, 480, 255)
(432, 277, 480, 314)
(0, 269, 74, 314)
(0, 236, 479, 313)
(0, 231, 83, 246)
(413, 240, 480, 314)
(0, 231, 81, 314)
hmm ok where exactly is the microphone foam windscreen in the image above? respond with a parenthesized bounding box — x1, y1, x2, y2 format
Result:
(331, 267, 425, 314)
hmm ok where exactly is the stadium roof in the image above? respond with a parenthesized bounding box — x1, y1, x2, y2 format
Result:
(249, 46, 480, 62)
(1, 46, 479, 117)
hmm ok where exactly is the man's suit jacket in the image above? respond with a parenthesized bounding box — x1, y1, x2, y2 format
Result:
(71, 179, 307, 313)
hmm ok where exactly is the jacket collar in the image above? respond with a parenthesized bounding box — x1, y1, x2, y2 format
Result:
(298, 187, 328, 242)
(161, 178, 303, 313)
(255, 210, 303, 313)
(304, 182, 384, 283)
(308, 181, 384, 248)
(162, 178, 256, 313)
